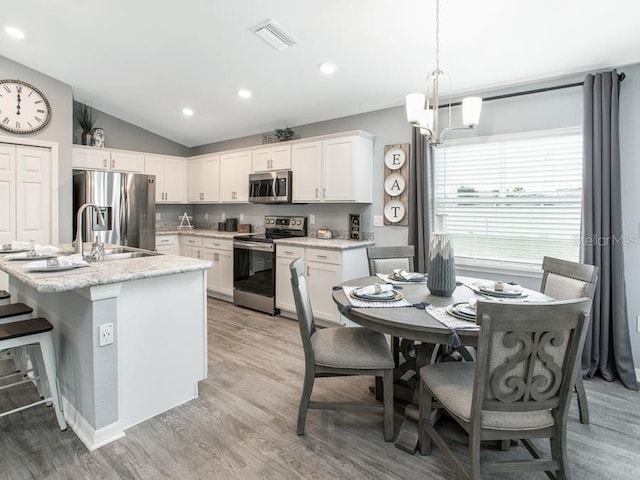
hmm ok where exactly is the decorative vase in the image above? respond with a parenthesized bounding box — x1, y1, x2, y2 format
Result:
(427, 214, 456, 296)
(81, 131, 93, 146)
(91, 128, 105, 148)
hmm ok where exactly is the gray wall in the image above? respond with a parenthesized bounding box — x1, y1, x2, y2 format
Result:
(0, 54, 73, 242)
(72, 101, 190, 156)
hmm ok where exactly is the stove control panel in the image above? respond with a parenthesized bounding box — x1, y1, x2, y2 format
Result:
(264, 215, 307, 231)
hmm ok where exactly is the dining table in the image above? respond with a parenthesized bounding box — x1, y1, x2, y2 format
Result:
(332, 274, 551, 454)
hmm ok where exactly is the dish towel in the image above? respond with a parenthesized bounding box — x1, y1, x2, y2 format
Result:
(342, 285, 411, 309)
(23, 254, 88, 271)
(426, 306, 479, 348)
(1, 241, 33, 252)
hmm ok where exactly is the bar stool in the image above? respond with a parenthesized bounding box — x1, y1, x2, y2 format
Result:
(0, 290, 10, 306)
(0, 302, 34, 375)
(0, 317, 67, 430)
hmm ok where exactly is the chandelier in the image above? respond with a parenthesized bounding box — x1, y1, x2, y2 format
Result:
(405, 0, 482, 145)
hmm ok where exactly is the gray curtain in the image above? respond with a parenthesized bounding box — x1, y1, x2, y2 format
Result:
(581, 69, 637, 390)
(408, 127, 432, 273)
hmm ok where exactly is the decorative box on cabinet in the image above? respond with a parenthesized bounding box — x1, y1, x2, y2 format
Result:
(145, 155, 188, 203)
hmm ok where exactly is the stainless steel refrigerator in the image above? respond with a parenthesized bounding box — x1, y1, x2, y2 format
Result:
(73, 170, 156, 251)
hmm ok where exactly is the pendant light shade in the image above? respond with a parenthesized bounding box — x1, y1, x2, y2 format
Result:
(462, 97, 483, 127)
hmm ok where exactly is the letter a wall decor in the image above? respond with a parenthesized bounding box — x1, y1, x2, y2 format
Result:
(383, 143, 409, 225)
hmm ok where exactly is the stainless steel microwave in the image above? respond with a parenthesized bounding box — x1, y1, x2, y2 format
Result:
(248, 170, 292, 204)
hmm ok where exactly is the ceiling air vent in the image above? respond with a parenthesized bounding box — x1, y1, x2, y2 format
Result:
(254, 19, 297, 51)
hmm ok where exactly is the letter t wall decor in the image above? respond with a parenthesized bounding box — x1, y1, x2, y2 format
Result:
(383, 143, 409, 225)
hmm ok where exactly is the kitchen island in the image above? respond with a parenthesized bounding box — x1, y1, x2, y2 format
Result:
(0, 246, 211, 450)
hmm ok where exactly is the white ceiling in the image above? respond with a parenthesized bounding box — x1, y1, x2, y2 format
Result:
(2, 0, 639, 147)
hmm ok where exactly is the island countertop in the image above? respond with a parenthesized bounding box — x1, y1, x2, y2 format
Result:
(0, 245, 212, 293)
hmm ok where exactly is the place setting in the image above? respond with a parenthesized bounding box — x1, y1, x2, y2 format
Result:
(463, 280, 528, 299)
(376, 268, 427, 285)
(2, 245, 62, 262)
(342, 283, 411, 308)
(22, 254, 90, 274)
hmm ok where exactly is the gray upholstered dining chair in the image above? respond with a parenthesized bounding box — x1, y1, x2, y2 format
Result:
(289, 257, 395, 441)
(541, 256, 599, 425)
(418, 298, 592, 480)
(366, 245, 416, 276)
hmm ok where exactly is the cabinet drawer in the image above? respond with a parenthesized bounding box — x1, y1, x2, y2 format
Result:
(156, 235, 178, 246)
(181, 235, 203, 247)
(276, 245, 305, 260)
(202, 237, 232, 250)
(306, 248, 340, 265)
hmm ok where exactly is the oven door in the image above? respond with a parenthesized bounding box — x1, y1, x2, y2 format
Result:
(233, 240, 278, 314)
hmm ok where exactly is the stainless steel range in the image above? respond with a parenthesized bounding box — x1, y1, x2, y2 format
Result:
(233, 215, 307, 315)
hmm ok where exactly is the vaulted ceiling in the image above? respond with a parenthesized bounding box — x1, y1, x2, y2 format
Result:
(2, 0, 639, 147)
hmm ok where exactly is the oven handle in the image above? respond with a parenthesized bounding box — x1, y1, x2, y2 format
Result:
(272, 176, 278, 201)
(233, 240, 275, 252)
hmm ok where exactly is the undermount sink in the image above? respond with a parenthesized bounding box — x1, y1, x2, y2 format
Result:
(96, 247, 160, 262)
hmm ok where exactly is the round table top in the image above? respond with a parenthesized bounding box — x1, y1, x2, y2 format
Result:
(332, 276, 544, 346)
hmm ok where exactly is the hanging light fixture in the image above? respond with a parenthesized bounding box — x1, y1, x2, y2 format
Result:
(406, 0, 482, 145)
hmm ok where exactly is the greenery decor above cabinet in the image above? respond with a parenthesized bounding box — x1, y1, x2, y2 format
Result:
(291, 132, 373, 203)
(72, 146, 144, 173)
(144, 154, 187, 203)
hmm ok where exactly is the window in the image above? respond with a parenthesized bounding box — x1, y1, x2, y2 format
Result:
(433, 128, 583, 266)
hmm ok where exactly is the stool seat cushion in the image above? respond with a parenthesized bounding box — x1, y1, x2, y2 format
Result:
(0, 303, 33, 319)
(0, 318, 53, 342)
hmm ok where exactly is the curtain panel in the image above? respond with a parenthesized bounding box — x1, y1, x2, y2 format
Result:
(408, 128, 432, 273)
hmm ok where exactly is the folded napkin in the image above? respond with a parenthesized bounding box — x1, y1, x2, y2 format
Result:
(353, 283, 394, 296)
(1, 240, 32, 251)
(23, 254, 88, 271)
(4, 245, 61, 260)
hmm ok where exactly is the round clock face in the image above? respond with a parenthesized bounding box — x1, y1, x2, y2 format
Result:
(0, 79, 52, 134)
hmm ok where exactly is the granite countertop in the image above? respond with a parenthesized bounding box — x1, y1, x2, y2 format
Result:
(274, 237, 374, 250)
(0, 244, 211, 293)
(156, 229, 247, 239)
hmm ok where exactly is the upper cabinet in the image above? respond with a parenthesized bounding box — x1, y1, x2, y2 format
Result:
(251, 144, 291, 173)
(291, 132, 373, 203)
(145, 155, 187, 203)
(72, 146, 144, 173)
(220, 150, 251, 202)
(188, 155, 220, 203)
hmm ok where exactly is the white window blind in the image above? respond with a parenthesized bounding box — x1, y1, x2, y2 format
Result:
(433, 130, 583, 265)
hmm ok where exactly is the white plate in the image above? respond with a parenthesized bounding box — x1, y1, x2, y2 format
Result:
(478, 286, 525, 298)
(23, 264, 87, 273)
(446, 303, 476, 321)
(0, 248, 30, 254)
(389, 272, 427, 282)
(351, 290, 405, 302)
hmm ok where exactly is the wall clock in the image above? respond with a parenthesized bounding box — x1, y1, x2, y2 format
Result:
(0, 79, 52, 134)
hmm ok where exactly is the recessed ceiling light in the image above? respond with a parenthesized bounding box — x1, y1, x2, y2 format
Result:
(238, 89, 252, 99)
(182, 108, 194, 117)
(319, 62, 336, 75)
(5, 26, 25, 39)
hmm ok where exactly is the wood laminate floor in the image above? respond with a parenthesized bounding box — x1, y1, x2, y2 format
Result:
(1, 298, 639, 479)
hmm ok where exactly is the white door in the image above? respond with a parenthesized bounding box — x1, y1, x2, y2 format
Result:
(15, 146, 51, 245)
(322, 136, 356, 202)
(218, 249, 234, 297)
(204, 155, 220, 202)
(0, 144, 16, 246)
(188, 158, 205, 202)
(307, 260, 341, 324)
(164, 157, 187, 203)
(145, 155, 165, 202)
(292, 141, 322, 202)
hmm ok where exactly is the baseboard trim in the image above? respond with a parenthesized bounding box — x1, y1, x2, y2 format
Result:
(62, 397, 125, 451)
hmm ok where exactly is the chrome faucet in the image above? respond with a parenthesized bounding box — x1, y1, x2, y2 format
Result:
(75, 203, 106, 258)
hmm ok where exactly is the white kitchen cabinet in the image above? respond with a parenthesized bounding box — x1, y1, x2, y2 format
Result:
(72, 146, 144, 173)
(291, 132, 373, 203)
(203, 237, 233, 298)
(275, 245, 305, 312)
(188, 155, 220, 202)
(180, 235, 203, 259)
(252, 144, 291, 173)
(145, 155, 187, 203)
(305, 248, 343, 325)
(220, 150, 251, 202)
(155, 234, 180, 255)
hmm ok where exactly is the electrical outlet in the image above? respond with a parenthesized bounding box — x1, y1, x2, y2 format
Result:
(373, 215, 384, 227)
(240, 213, 244, 221)
(99, 323, 114, 347)
(637, 315, 640, 333)
(205, 212, 209, 220)
(309, 214, 316, 225)
(155, 212, 161, 221)
(221, 212, 226, 221)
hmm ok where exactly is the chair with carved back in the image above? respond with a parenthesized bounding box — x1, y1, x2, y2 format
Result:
(366, 246, 416, 277)
(541, 256, 599, 425)
(418, 298, 591, 479)
(289, 257, 395, 441)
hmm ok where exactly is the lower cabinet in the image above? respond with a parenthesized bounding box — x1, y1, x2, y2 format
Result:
(276, 244, 369, 326)
(203, 238, 233, 299)
(155, 234, 180, 255)
(275, 245, 305, 313)
(180, 235, 203, 259)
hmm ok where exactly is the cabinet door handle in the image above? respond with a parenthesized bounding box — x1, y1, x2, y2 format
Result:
(111, 159, 115, 169)
(306, 266, 310, 276)
(214, 253, 219, 261)
(198, 251, 201, 259)
(323, 187, 327, 197)
(103, 158, 107, 168)
(284, 250, 294, 254)
(315, 188, 319, 198)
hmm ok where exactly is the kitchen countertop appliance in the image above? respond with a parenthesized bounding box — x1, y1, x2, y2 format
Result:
(248, 170, 292, 204)
(73, 170, 156, 251)
(233, 215, 307, 315)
